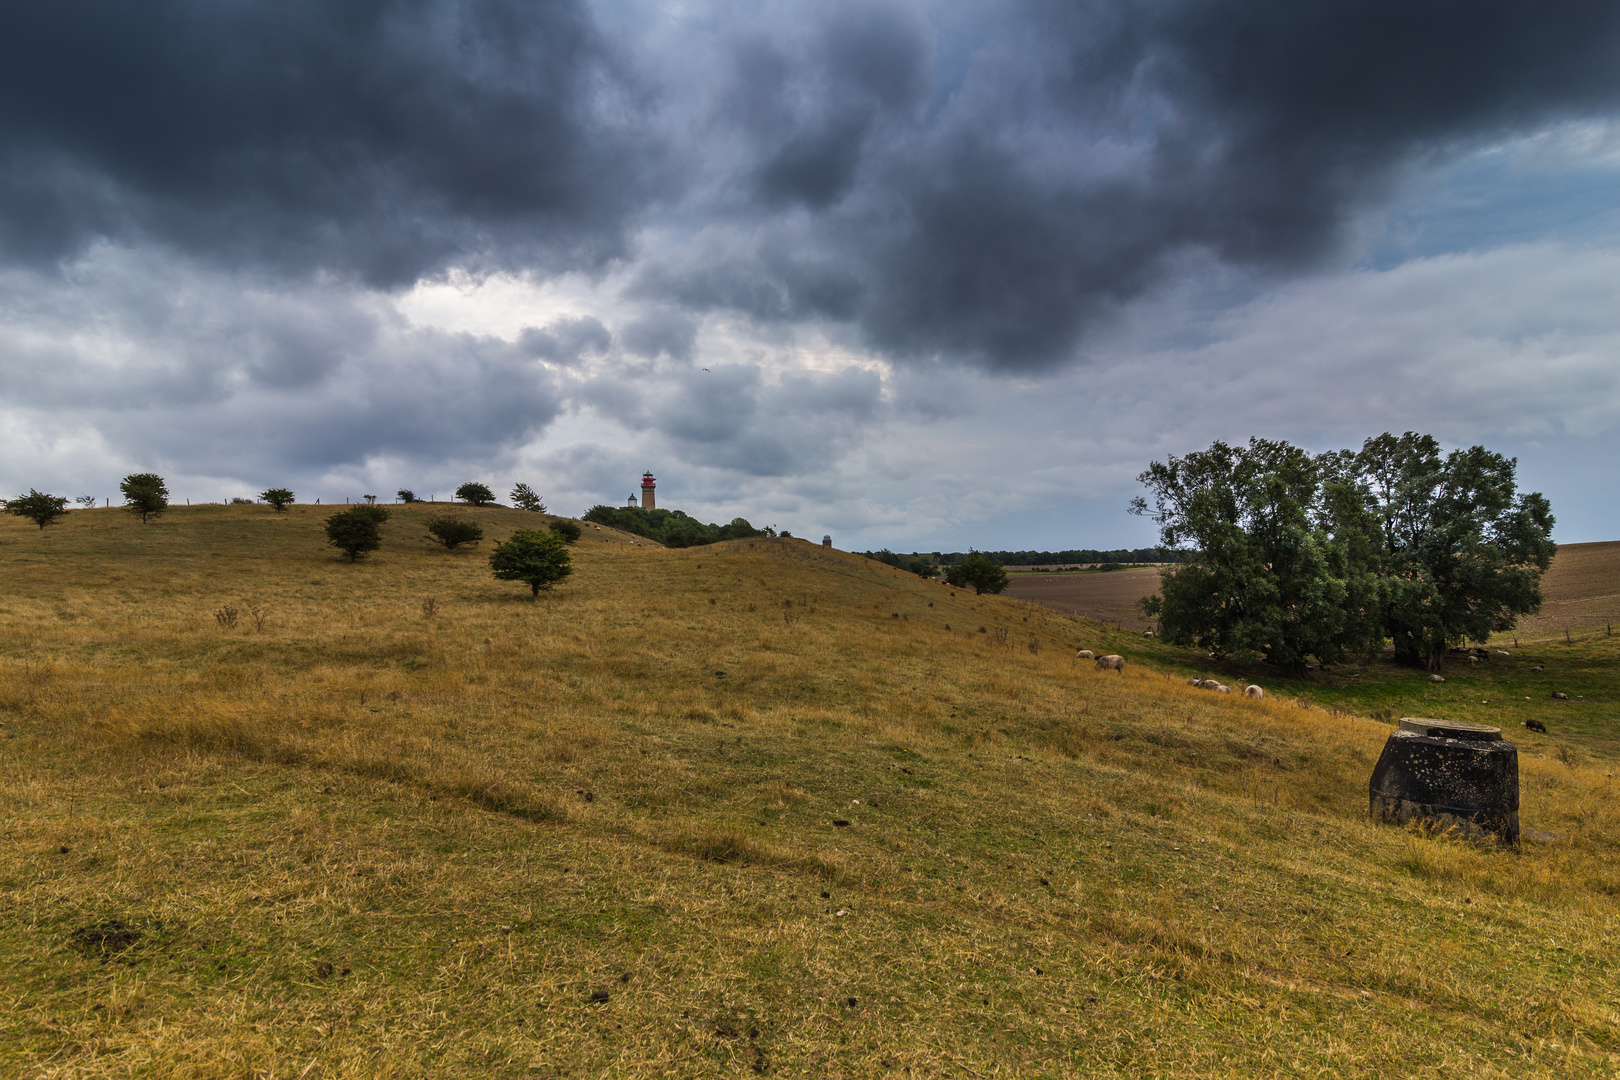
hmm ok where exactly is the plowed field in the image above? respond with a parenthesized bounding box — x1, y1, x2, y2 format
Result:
(1007, 541, 1618, 639)
(1511, 540, 1620, 638)
(1004, 565, 1164, 630)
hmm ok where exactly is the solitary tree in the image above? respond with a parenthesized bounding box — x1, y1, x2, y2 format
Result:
(426, 514, 484, 550)
(120, 473, 169, 523)
(489, 528, 573, 596)
(397, 489, 419, 503)
(74, 495, 97, 509)
(261, 487, 295, 512)
(510, 482, 546, 512)
(946, 550, 1010, 595)
(456, 482, 496, 506)
(324, 506, 388, 561)
(4, 489, 69, 529)
(549, 518, 582, 543)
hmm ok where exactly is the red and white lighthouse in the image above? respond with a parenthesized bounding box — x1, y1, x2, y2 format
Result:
(640, 471, 656, 511)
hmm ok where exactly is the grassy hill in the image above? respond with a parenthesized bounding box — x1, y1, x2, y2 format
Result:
(2, 505, 1618, 1076)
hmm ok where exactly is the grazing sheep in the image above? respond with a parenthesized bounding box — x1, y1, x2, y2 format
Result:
(1076, 650, 1095, 660)
(1429, 674, 1445, 683)
(1467, 655, 1481, 664)
(1244, 685, 1265, 699)
(1188, 678, 1202, 686)
(1552, 691, 1568, 700)
(1095, 654, 1125, 672)
(1524, 719, 1547, 733)
(1198, 679, 1221, 690)
(1214, 684, 1231, 693)
(1495, 650, 1510, 657)
(1142, 630, 1156, 638)
(1531, 665, 1544, 672)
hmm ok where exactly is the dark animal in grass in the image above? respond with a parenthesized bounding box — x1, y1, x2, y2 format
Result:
(1524, 719, 1547, 733)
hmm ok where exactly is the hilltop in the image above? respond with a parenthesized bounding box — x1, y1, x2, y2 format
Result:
(2, 506, 1618, 1076)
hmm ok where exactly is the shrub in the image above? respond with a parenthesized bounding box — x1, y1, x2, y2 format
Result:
(426, 515, 485, 550)
(945, 550, 1010, 595)
(324, 507, 388, 561)
(549, 519, 582, 543)
(489, 528, 573, 597)
(4, 489, 69, 529)
(74, 495, 98, 509)
(397, 489, 419, 503)
(456, 482, 496, 506)
(510, 483, 546, 512)
(120, 473, 169, 523)
(230, 497, 253, 505)
(260, 488, 295, 511)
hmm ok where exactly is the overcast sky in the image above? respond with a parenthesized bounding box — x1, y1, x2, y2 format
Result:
(3, 0, 1618, 550)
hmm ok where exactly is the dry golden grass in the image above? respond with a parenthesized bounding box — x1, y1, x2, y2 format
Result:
(2, 504, 1619, 1076)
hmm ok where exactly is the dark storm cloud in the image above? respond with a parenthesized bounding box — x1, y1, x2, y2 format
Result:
(6, 0, 1620, 376)
(0, 0, 656, 285)
(659, 0, 1620, 368)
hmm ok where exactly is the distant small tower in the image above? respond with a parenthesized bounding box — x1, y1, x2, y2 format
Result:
(822, 535, 832, 548)
(641, 471, 656, 511)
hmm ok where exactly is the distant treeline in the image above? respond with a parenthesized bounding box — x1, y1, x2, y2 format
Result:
(581, 505, 769, 548)
(936, 548, 1187, 567)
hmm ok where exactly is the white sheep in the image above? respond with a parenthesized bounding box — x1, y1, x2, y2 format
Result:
(1095, 654, 1125, 672)
(1244, 685, 1264, 699)
(1076, 650, 1095, 660)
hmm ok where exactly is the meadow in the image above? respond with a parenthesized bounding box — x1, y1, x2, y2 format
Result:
(2, 505, 1618, 1077)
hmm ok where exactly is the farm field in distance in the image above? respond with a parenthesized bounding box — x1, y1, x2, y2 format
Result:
(1004, 565, 1164, 631)
(2, 506, 1619, 1076)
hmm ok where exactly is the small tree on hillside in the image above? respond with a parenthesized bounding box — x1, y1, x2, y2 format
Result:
(120, 473, 169, 523)
(549, 518, 582, 543)
(397, 489, 419, 503)
(426, 514, 484, 550)
(946, 550, 1010, 595)
(489, 528, 573, 597)
(261, 488, 295, 512)
(324, 506, 389, 561)
(74, 495, 97, 509)
(456, 482, 496, 506)
(4, 489, 69, 529)
(510, 483, 546, 512)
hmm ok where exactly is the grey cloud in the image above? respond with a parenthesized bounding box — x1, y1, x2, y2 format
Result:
(519, 316, 612, 364)
(0, 0, 659, 285)
(619, 310, 698, 361)
(0, 251, 563, 480)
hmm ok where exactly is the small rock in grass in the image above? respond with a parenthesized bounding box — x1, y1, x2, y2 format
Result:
(832, 819, 851, 827)
(590, 989, 611, 1003)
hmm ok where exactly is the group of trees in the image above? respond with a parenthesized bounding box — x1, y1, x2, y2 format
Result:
(324, 504, 573, 596)
(863, 549, 940, 578)
(581, 505, 768, 548)
(1133, 433, 1556, 673)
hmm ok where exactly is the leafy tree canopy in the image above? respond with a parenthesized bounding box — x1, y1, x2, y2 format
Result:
(397, 489, 419, 503)
(4, 489, 69, 529)
(425, 514, 484, 550)
(549, 519, 582, 543)
(581, 505, 764, 548)
(945, 550, 1010, 595)
(456, 482, 496, 506)
(260, 488, 295, 511)
(1132, 433, 1554, 672)
(510, 483, 546, 512)
(324, 507, 388, 561)
(120, 473, 169, 523)
(489, 528, 573, 596)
